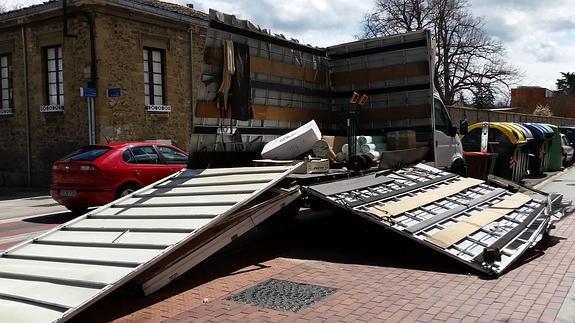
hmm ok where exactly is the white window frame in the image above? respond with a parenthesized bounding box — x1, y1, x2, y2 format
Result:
(45, 46, 64, 107)
(0, 53, 13, 114)
(143, 48, 166, 106)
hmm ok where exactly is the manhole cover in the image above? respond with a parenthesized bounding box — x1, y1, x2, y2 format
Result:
(227, 278, 337, 312)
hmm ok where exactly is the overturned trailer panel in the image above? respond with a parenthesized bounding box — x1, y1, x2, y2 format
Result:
(0, 166, 298, 323)
(302, 164, 554, 275)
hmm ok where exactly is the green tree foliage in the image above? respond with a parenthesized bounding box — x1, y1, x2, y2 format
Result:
(473, 85, 495, 109)
(556, 72, 575, 95)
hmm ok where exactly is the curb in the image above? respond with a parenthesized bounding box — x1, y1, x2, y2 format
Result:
(534, 167, 575, 190)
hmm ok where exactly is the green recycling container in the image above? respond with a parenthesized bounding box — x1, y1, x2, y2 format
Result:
(543, 124, 563, 171)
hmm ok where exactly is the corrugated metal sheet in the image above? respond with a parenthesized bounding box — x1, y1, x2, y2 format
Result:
(0, 165, 298, 322)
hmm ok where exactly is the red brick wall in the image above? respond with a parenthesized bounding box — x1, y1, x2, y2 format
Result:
(511, 87, 547, 114)
(548, 96, 575, 118)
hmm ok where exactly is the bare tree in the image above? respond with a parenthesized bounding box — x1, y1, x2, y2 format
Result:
(360, 0, 521, 105)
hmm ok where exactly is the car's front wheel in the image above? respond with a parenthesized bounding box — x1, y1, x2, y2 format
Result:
(115, 183, 141, 199)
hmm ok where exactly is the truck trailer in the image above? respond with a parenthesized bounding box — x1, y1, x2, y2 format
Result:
(190, 9, 465, 175)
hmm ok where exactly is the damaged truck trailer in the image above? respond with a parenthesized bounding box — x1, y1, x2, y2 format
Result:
(191, 9, 466, 175)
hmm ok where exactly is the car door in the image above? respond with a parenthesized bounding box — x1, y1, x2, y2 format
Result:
(156, 145, 188, 173)
(434, 98, 459, 168)
(125, 145, 172, 185)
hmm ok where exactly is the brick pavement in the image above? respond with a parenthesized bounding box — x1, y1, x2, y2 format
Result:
(69, 201, 575, 323)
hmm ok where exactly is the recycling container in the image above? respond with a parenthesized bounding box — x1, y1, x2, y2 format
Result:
(462, 122, 528, 182)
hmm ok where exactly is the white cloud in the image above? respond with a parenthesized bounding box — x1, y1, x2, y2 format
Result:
(531, 40, 560, 63)
(185, 0, 374, 46)
(470, 0, 575, 89)
(4, 0, 574, 91)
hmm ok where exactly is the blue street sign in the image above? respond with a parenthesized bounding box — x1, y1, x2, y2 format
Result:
(80, 87, 97, 97)
(107, 87, 122, 97)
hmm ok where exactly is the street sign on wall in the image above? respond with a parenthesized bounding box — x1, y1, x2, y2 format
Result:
(107, 87, 122, 97)
(80, 87, 97, 97)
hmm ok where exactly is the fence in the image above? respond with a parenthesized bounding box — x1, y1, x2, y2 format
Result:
(448, 106, 575, 126)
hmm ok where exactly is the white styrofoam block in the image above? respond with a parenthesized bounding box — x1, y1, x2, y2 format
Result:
(261, 120, 322, 160)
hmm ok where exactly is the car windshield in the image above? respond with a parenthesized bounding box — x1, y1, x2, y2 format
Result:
(63, 146, 112, 161)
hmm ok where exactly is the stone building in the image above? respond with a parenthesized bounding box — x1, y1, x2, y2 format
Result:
(0, 0, 207, 187)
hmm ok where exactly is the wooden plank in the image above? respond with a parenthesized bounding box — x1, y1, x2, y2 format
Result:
(359, 104, 431, 121)
(204, 47, 327, 83)
(251, 56, 327, 84)
(426, 192, 532, 249)
(331, 62, 429, 86)
(196, 101, 430, 122)
(196, 101, 337, 123)
(367, 177, 483, 218)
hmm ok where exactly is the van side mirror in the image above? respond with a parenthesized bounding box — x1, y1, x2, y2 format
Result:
(449, 126, 458, 137)
(459, 120, 469, 135)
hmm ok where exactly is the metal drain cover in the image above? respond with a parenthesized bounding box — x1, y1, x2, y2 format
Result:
(227, 278, 337, 312)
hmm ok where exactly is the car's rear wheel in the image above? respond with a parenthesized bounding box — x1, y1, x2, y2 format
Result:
(115, 183, 141, 199)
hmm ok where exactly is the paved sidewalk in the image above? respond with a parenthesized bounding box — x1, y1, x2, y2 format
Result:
(0, 189, 66, 222)
(69, 169, 575, 323)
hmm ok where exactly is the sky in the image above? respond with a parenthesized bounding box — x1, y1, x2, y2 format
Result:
(3, 0, 574, 90)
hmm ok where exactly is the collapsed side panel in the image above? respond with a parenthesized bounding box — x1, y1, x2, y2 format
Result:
(302, 164, 551, 275)
(193, 10, 334, 155)
(0, 166, 299, 323)
(326, 31, 434, 143)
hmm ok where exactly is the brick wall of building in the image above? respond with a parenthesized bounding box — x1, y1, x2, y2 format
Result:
(511, 87, 575, 119)
(93, 9, 206, 149)
(510, 87, 547, 114)
(548, 96, 575, 118)
(0, 28, 27, 186)
(0, 2, 207, 187)
(27, 16, 94, 186)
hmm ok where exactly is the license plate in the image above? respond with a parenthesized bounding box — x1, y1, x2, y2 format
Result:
(60, 189, 77, 197)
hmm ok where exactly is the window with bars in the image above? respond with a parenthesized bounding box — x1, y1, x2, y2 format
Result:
(45, 46, 64, 106)
(0, 54, 12, 111)
(143, 48, 165, 106)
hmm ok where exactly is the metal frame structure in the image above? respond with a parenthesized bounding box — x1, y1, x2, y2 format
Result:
(303, 164, 555, 275)
(0, 165, 299, 322)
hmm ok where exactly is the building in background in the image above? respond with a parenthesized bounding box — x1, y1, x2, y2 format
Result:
(511, 86, 575, 118)
(0, 0, 207, 186)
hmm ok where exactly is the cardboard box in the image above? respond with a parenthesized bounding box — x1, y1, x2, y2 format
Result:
(294, 158, 330, 174)
(386, 130, 416, 150)
(321, 136, 347, 153)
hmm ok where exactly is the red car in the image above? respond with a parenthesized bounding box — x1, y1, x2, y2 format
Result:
(50, 142, 188, 212)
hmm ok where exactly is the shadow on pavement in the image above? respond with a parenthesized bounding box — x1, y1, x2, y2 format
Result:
(22, 211, 80, 224)
(72, 208, 471, 322)
(0, 190, 49, 201)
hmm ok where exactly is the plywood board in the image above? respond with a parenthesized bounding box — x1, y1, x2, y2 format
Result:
(195, 101, 336, 123)
(426, 192, 532, 249)
(203, 47, 327, 84)
(368, 177, 483, 218)
(331, 62, 429, 86)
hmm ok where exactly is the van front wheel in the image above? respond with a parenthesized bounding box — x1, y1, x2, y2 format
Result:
(450, 160, 467, 177)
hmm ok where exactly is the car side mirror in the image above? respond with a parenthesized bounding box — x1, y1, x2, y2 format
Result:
(459, 120, 469, 135)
